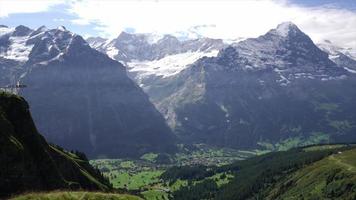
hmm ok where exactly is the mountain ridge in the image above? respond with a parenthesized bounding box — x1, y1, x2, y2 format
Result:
(142, 22, 356, 149)
(0, 25, 177, 158)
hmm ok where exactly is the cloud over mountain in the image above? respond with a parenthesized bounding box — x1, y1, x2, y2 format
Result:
(67, 0, 356, 48)
(1, 0, 355, 48)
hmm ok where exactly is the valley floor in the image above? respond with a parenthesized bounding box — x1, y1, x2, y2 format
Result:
(90, 143, 356, 200)
(90, 144, 256, 200)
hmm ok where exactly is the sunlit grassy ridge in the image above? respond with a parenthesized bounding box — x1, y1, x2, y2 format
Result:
(11, 191, 142, 200)
(266, 148, 356, 200)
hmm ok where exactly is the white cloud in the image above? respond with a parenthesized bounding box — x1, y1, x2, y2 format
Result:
(53, 18, 65, 22)
(66, 0, 356, 48)
(71, 18, 90, 25)
(0, 0, 63, 17)
(1, 0, 355, 48)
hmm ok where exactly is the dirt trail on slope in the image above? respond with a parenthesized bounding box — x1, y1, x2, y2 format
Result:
(329, 154, 356, 173)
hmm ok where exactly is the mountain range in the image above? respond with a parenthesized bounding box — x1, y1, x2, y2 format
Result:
(1, 22, 356, 158)
(89, 22, 356, 150)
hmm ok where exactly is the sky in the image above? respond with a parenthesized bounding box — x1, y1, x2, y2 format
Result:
(0, 0, 356, 48)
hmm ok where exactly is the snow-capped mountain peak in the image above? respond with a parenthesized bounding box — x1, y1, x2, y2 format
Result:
(87, 31, 226, 90)
(26, 27, 91, 65)
(86, 36, 108, 49)
(218, 22, 350, 85)
(86, 22, 353, 90)
(88, 31, 225, 61)
(30, 26, 48, 36)
(274, 21, 299, 37)
(0, 25, 90, 64)
(235, 22, 324, 70)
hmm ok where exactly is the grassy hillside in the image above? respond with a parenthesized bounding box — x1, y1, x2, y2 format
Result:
(265, 147, 356, 200)
(10, 191, 142, 200)
(169, 144, 356, 200)
(0, 92, 111, 198)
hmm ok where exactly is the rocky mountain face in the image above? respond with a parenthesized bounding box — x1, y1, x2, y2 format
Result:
(87, 32, 226, 92)
(0, 92, 111, 198)
(135, 22, 356, 149)
(88, 32, 225, 62)
(0, 25, 176, 158)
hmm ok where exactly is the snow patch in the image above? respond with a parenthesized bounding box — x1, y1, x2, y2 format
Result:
(321, 75, 347, 81)
(0, 36, 34, 62)
(106, 46, 119, 59)
(127, 50, 219, 78)
(219, 104, 230, 118)
(344, 67, 356, 74)
(328, 54, 340, 60)
(274, 68, 291, 85)
(223, 37, 246, 44)
(0, 26, 14, 36)
(57, 26, 67, 31)
(275, 22, 295, 37)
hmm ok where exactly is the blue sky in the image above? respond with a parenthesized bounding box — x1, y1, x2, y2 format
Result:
(0, 0, 355, 47)
(292, 0, 356, 10)
(0, 3, 100, 37)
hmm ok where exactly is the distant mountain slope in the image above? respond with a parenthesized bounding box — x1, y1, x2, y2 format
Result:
(151, 22, 356, 149)
(318, 40, 356, 73)
(0, 92, 111, 198)
(169, 144, 356, 200)
(0, 25, 176, 158)
(89, 23, 356, 150)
